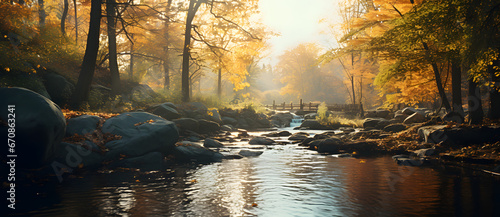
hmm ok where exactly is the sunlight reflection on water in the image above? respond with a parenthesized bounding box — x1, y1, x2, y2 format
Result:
(23, 133, 500, 217)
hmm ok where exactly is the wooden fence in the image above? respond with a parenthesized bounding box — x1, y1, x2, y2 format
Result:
(265, 99, 362, 113)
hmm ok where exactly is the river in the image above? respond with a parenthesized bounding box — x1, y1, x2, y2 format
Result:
(14, 127, 500, 216)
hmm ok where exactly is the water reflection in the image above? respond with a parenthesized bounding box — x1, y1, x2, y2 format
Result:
(21, 143, 500, 217)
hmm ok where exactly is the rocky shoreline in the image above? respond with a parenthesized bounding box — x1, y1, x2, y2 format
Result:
(1, 88, 499, 184)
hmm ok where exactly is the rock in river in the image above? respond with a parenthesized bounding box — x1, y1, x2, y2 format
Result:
(249, 137, 275, 145)
(0, 87, 66, 169)
(173, 141, 224, 163)
(101, 112, 179, 160)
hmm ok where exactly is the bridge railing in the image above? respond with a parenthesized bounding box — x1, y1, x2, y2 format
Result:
(265, 99, 362, 113)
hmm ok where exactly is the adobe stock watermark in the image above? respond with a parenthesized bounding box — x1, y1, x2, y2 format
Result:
(6, 105, 17, 209)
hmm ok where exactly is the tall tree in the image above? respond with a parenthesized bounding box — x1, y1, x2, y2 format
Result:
(181, 0, 203, 102)
(61, 0, 69, 36)
(106, 0, 120, 95)
(70, 0, 102, 109)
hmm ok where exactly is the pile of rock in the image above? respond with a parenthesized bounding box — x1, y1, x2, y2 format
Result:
(362, 107, 433, 133)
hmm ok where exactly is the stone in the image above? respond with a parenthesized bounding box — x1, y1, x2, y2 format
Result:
(270, 112, 293, 127)
(418, 125, 500, 146)
(238, 150, 263, 157)
(108, 152, 164, 171)
(0, 87, 66, 168)
(300, 120, 330, 130)
(204, 138, 224, 148)
(208, 108, 222, 123)
(375, 109, 391, 119)
(173, 118, 199, 132)
(262, 131, 292, 137)
(403, 112, 426, 124)
(249, 137, 275, 145)
(66, 115, 102, 136)
(363, 118, 385, 129)
(289, 132, 310, 141)
(198, 119, 221, 134)
(102, 112, 179, 160)
(42, 73, 74, 106)
(314, 131, 337, 140)
(173, 141, 224, 163)
(148, 103, 181, 120)
(310, 138, 343, 153)
(383, 124, 407, 133)
(131, 84, 158, 104)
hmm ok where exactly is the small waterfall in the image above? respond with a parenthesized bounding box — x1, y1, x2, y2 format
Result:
(290, 114, 303, 128)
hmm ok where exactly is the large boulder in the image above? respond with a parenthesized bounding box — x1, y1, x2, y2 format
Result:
(309, 138, 343, 153)
(249, 137, 275, 145)
(173, 118, 199, 132)
(147, 103, 181, 120)
(418, 125, 500, 146)
(0, 87, 66, 169)
(66, 115, 102, 136)
(42, 73, 75, 106)
(130, 84, 158, 104)
(101, 112, 179, 160)
(173, 141, 224, 163)
(198, 119, 220, 134)
(403, 112, 426, 124)
(289, 132, 310, 141)
(208, 108, 223, 123)
(363, 118, 385, 129)
(270, 112, 293, 127)
(393, 114, 409, 123)
(300, 120, 331, 130)
(204, 138, 224, 148)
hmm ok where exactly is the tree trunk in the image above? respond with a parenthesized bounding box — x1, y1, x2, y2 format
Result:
(129, 34, 134, 80)
(451, 58, 463, 113)
(70, 0, 102, 109)
(163, 59, 170, 90)
(107, 0, 121, 96)
(74, 0, 78, 44)
(351, 76, 356, 104)
(163, 0, 173, 90)
(423, 42, 452, 112)
(181, 0, 202, 102)
(38, 0, 46, 28)
(217, 67, 222, 98)
(468, 78, 484, 124)
(61, 0, 69, 36)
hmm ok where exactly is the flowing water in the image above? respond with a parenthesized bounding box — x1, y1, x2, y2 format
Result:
(13, 129, 500, 217)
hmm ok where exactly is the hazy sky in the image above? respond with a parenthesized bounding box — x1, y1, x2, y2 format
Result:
(258, 0, 342, 65)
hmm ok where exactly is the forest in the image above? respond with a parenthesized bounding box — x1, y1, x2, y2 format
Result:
(2, 0, 500, 215)
(1, 0, 499, 123)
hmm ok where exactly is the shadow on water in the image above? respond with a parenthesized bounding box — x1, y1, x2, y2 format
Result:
(9, 141, 500, 216)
